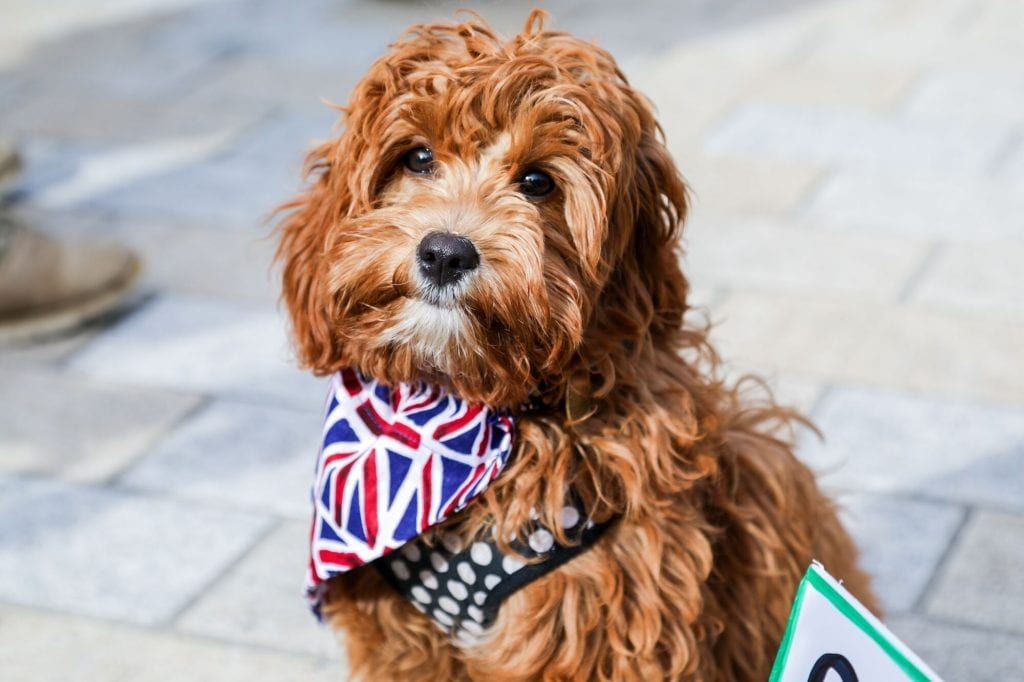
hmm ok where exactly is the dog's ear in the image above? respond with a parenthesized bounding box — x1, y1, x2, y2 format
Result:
(276, 100, 384, 372)
(629, 123, 690, 338)
(276, 139, 347, 373)
(595, 107, 690, 352)
(277, 49, 407, 372)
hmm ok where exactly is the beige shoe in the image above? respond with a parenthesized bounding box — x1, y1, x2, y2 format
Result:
(0, 215, 141, 343)
(0, 138, 20, 194)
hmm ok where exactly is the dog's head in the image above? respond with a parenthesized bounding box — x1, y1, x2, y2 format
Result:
(278, 11, 689, 408)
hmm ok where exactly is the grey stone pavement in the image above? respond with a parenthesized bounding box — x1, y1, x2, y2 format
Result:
(1, 0, 1022, 679)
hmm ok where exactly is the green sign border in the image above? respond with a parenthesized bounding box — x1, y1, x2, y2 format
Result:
(769, 566, 933, 682)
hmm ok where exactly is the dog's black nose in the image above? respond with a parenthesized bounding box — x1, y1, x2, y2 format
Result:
(416, 232, 479, 287)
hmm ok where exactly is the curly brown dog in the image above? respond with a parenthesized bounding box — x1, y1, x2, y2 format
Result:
(277, 10, 876, 681)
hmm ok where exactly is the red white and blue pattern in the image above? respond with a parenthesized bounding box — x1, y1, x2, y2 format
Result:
(306, 367, 515, 615)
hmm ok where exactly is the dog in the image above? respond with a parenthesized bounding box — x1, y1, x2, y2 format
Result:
(277, 11, 876, 681)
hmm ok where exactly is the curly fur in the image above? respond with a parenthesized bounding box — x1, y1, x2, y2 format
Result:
(277, 10, 876, 681)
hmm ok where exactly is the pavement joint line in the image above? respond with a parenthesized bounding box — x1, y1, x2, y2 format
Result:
(806, 383, 835, 420)
(109, 476, 309, 521)
(1, 469, 294, 520)
(880, 66, 926, 116)
(823, 485, 1024, 518)
(162, 515, 284, 628)
(102, 393, 214, 489)
(949, 0, 989, 32)
(787, 165, 833, 221)
(53, 290, 160, 371)
(779, 20, 826, 67)
(0, 597, 337, 663)
(985, 126, 1023, 177)
(910, 504, 973, 614)
(908, 610, 1024, 641)
(895, 240, 943, 305)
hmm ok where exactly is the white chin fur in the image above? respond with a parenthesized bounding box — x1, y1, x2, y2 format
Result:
(383, 298, 468, 364)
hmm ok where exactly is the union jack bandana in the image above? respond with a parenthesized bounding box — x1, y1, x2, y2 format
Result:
(306, 367, 515, 615)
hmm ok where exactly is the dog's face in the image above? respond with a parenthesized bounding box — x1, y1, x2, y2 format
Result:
(279, 13, 689, 408)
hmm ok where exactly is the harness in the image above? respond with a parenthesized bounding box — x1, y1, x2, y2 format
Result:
(376, 496, 611, 643)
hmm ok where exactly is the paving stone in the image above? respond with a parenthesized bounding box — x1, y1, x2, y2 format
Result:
(768, 376, 824, 416)
(741, 62, 917, 111)
(798, 0, 967, 72)
(636, 48, 763, 146)
(0, 369, 200, 482)
(68, 296, 325, 410)
(29, 131, 239, 210)
(834, 492, 965, 613)
(8, 14, 217, 99)
(803, 170, 1024, 240)
(566, 0, 820, 60)
(997, 138, 1024, 180)
(1, 87, 185, 142)
(0, 329, 99, 369)
(677, 153, 823, 218)
(89, 113, 320, 227)
(181, 55, 361, 117)
(98, 219, 281, 305)
(800, 388, 1024, 510)
(713, 293, 1024, 406)
(886, 615, 1024, 682)
(0, 477, 273, 624)
(902, 70, 1024, 126)
(911, 241, 1024, 315)
(926, 510, 1024, 634)
(177, 521, 338, 657)
(945, 0, 1024, 68)
(683, 217, 927, 299)
(0, 604, 340, 682)
(705, 103, 1011, 174)
(122, 400, 319, 519)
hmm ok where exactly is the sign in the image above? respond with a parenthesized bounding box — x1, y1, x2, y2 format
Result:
(770, 563, 942, 682)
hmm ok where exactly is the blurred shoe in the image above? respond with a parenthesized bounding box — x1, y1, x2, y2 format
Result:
(0, 138, 21, 193)
(0, 215, 141, 343)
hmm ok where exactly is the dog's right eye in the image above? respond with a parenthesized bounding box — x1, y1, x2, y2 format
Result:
(403, 147, 435, 175)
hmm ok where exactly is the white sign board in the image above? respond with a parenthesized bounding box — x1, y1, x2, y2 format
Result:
(770, 563, 941, 682)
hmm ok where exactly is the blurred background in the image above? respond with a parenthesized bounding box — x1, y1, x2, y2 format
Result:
(0, 0, 1021, 679)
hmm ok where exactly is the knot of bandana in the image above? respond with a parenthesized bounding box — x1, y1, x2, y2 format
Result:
(306, 368, 515, 615)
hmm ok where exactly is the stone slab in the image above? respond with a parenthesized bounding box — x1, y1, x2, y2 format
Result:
(68, 295, 325, 410)
(713, 293, 1024, 406)
(800, 388, 1024, 510)
(0, 604, 340, 682)
(0, 477, 273, 624)
(176, 521, 339, 657)
(121, 399, 320, 519)
(911, 241, 1024, 315)
(683, 217, 927, 299)
(0, 369, 200, 482)
(803, 171, 1024, 240)
(926, 509, 1024, 635)
(705, 103, 1010, 174)
(678, 154, 823, 218)
(886, 614, 1024, 682)
(902, 70, 1024, 126)
(836, 492, 965, 613)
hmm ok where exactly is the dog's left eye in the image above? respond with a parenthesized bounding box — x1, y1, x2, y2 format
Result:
(518, 170, 555, 198)
(403, 147, 435, 174)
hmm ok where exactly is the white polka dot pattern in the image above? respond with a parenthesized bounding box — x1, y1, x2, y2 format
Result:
(430, 552, 449, 572)
(375, 496, 610, 637)
(457, 562, 476, 584)
(470, 542, 492, 565)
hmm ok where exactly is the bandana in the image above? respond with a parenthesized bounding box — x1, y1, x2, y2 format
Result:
(306, 368, 515, 615)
